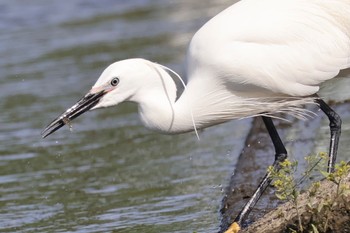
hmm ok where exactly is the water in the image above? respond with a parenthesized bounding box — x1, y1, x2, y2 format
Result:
(0, 1, 250, 232)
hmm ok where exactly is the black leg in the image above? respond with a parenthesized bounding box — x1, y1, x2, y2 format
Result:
(315, 98, 342, 173)
(233, 116, 287, 226)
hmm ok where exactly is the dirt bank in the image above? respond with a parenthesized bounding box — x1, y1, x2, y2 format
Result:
(220, 101, 350, 233)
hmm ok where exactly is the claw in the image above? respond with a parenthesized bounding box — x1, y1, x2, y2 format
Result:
(224, 222, 240, 233)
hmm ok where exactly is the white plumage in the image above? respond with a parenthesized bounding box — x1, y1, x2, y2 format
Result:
(186, 0, 350, 97)
(81, 0, 350, 134)
(42, 0, 350, 137)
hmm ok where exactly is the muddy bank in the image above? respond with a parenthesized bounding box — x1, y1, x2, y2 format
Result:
(220, 101, 350, 232)
(243, 171, 350, 233)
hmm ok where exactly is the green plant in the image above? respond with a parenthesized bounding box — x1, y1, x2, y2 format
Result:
(269, 153, 350, 233)
(268, 159, 303, 232)
(309, 160, 350, 232)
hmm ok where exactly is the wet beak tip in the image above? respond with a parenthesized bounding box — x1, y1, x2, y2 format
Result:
(40, 129, 51, 139)
(41, 131, 49, 139)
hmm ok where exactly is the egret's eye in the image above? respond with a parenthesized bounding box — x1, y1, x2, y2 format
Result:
(110, 77, 119, 86)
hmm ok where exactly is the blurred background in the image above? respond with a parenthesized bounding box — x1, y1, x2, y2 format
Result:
(1, 0, 350, 232)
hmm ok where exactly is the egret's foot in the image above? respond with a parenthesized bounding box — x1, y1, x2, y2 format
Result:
(224, 222, 241, 233)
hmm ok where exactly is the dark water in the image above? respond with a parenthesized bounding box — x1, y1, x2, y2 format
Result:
(1, 1, 350, 233)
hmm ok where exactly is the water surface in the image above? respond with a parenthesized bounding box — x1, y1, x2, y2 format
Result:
(0, 1, 250, 232)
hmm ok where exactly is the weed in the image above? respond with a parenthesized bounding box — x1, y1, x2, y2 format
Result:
(268, 153, 350, 232)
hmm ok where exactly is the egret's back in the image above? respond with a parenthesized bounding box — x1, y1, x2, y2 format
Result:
(187, 0, 350, 97)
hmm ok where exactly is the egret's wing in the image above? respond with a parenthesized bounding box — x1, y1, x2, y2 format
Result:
(188, 0, 350, 97)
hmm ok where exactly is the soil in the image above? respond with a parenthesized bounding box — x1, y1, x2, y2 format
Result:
(243, 172, 350, 233)
(219, 102, 350, 233)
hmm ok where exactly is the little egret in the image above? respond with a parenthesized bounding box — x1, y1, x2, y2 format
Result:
(42, 0, 349, 230)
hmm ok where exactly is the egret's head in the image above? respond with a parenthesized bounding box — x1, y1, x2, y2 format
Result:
(90, 58, 148, 109)
(41, 58, 174, 138)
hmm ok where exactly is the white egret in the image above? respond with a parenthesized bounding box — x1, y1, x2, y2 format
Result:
(42, 0, 349, 230)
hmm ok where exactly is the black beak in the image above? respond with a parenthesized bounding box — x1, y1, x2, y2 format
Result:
(41, 90, 106, 138)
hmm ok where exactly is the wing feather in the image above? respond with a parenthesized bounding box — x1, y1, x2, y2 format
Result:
(188, 0, 350, 97)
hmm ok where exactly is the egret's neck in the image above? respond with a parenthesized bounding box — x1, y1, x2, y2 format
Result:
(136, 63, 197, 134)
(136, 63, 232, 134)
